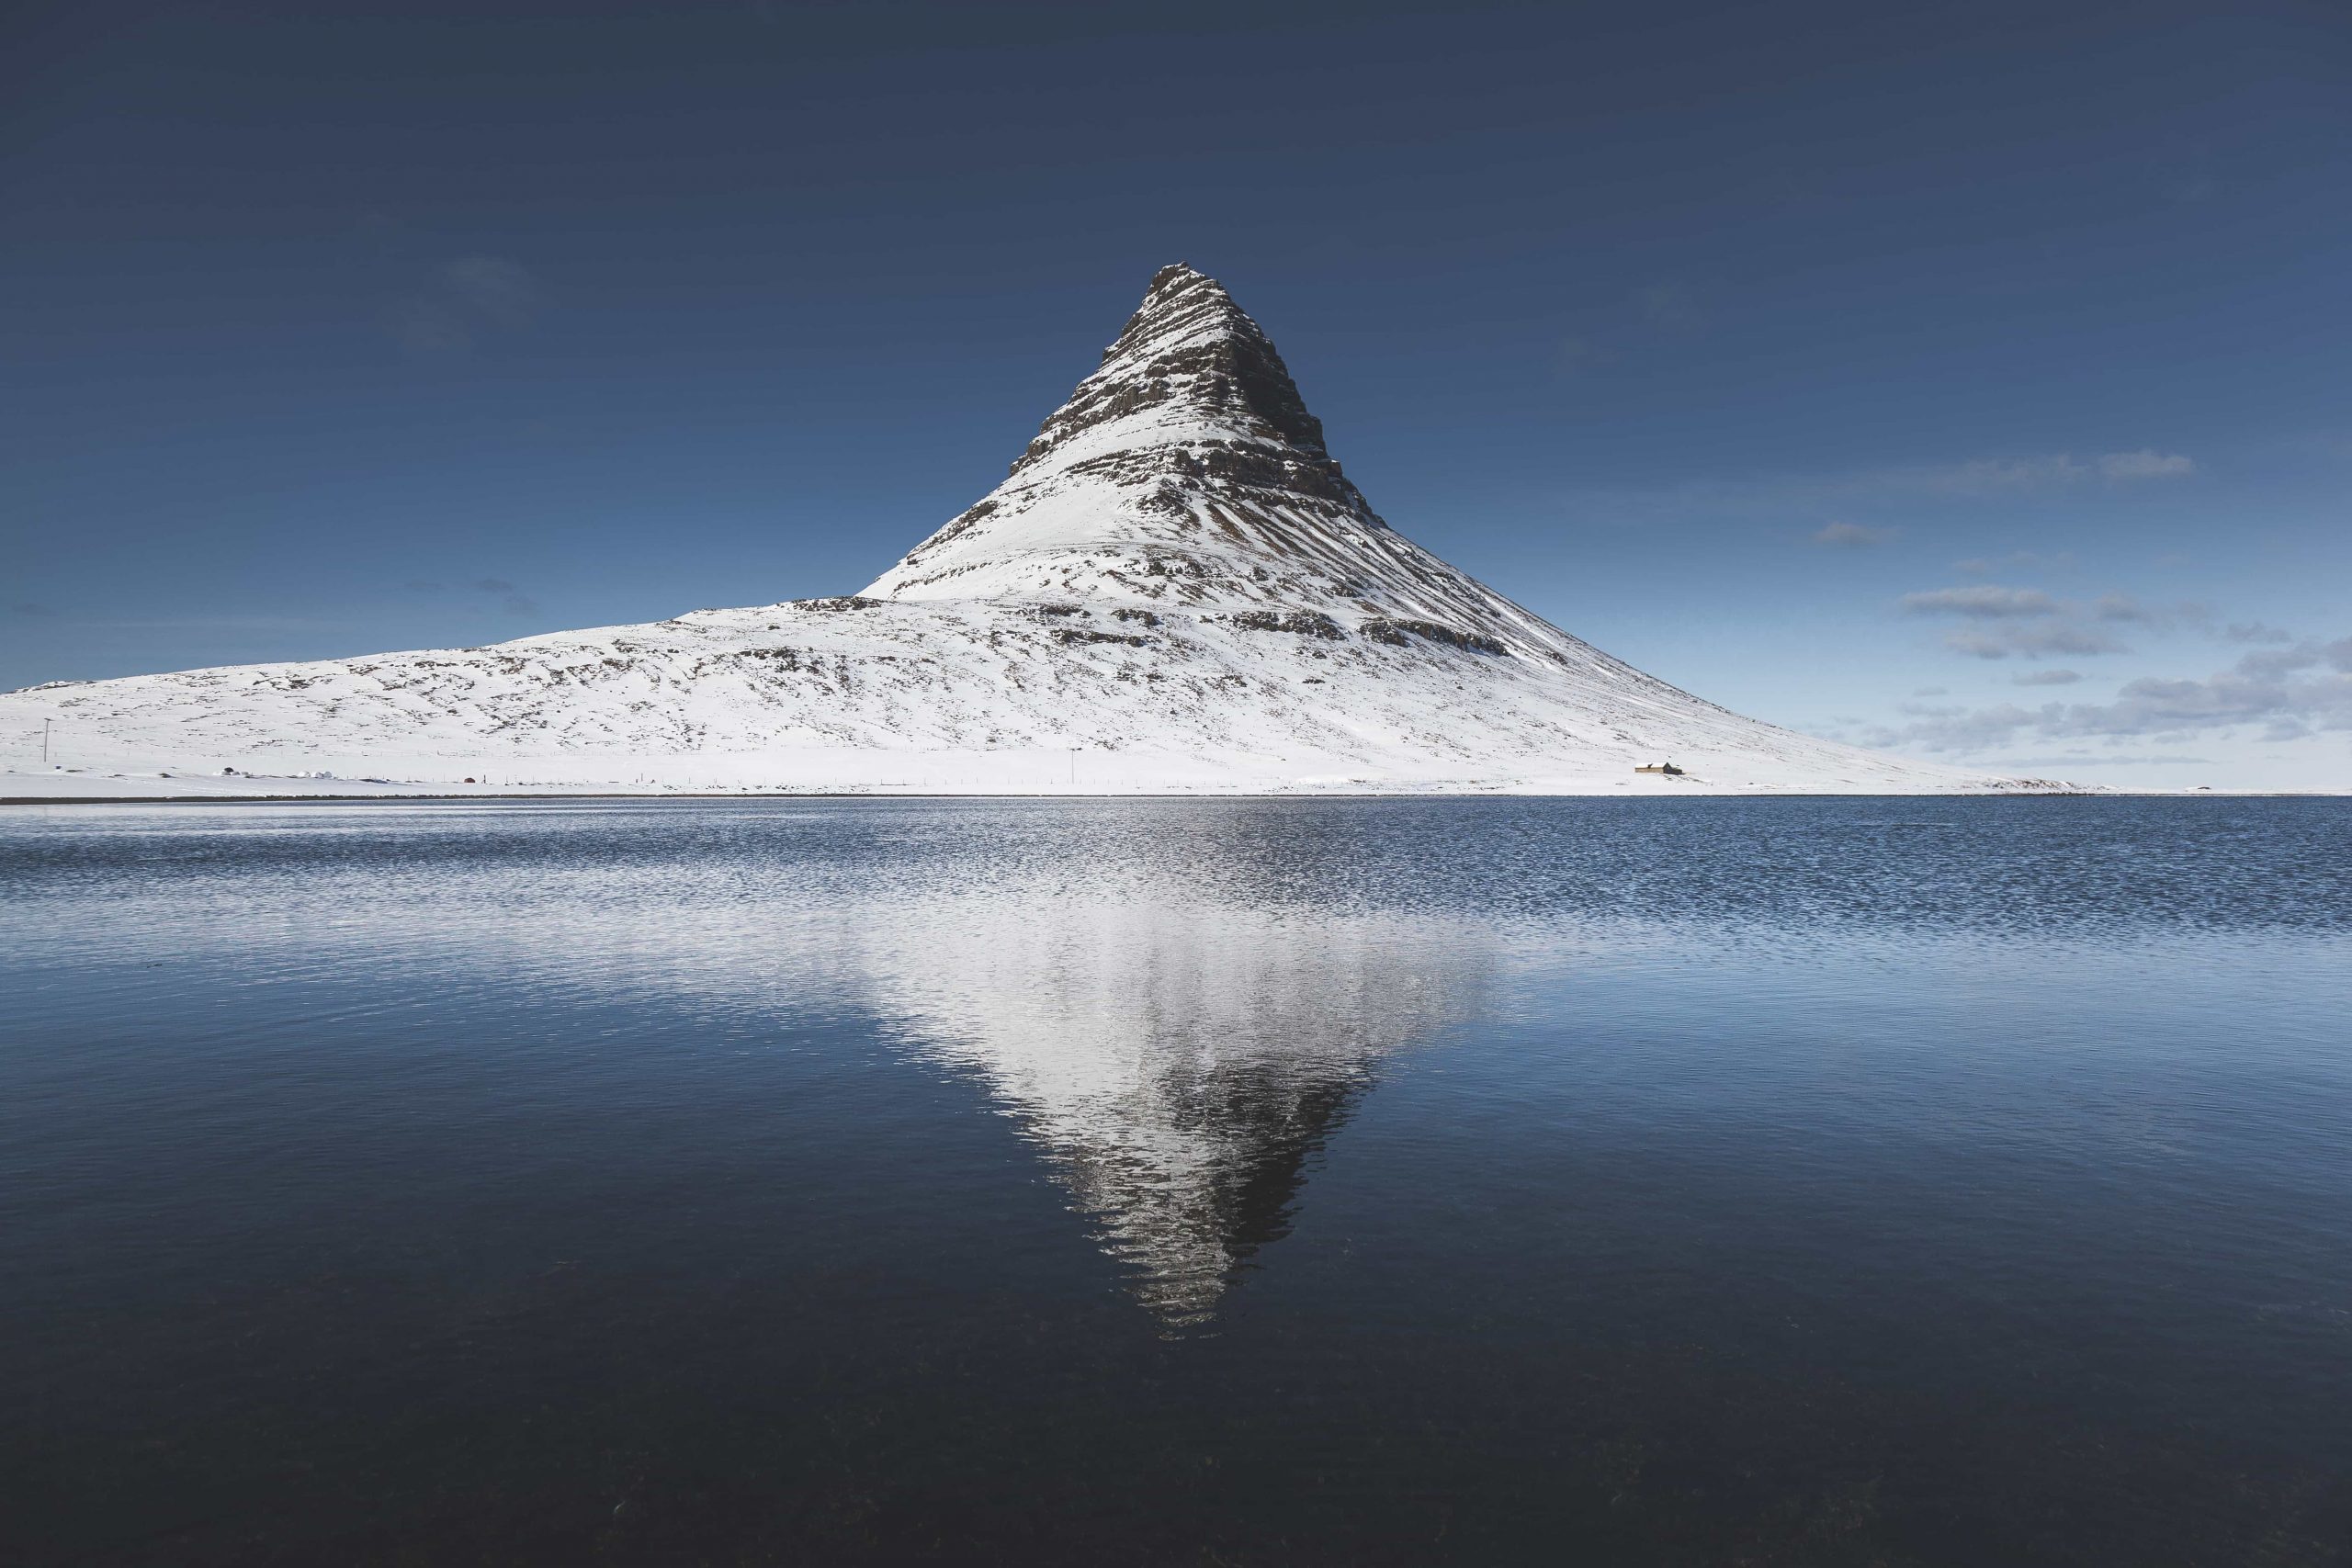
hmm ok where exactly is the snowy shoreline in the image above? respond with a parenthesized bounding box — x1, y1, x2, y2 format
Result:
(4, 766, 2192, 804)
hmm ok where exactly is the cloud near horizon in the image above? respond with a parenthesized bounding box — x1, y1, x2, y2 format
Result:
(1901, 585, 2061, 617)
(1955, 549, 2074, 575)
(1557, 447, 2196, 523)
(1941, 623, 2132, 660)
(2093, 449, 2196, 480)
(1853, 637, 2352, 753)
(1811, 521, 1896, 547)
(1894, 583, 2208, 660)
(2094, 592, 2208, 627)
(1884, 449, 2195, 496)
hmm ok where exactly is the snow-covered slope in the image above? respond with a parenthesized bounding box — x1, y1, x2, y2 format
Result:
(2, 264, 2043, 795)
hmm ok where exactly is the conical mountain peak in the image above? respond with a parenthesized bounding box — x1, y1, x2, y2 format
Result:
(863, 266, 1582, 659)
(1010, 262, 1330, 475)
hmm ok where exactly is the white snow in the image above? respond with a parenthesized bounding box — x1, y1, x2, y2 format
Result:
(0, 264, 2070, 800)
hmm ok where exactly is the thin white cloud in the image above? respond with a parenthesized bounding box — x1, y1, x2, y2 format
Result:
(2096, 448, 2195, 481)
(1955, 550, 2074, 575)
(1902, 585, 2062, 618)
(1558, 449, 2193, 525)
(1917, 456, 2091, 492)
(1897, 584, 2208, 659)
(1864, 637, 2352, 752)
(2223, 621, 2294, 645)
(1943, 624, 2131, 660)
(1994, 753, 2218, 768)
(2233, 638, 2344, 680)
(1891, 450, 2192, 495)
(2094, 593, 2209, 628)
(1811, 521, 1896, 547)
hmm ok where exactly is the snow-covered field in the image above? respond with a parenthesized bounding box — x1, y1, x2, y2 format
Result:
(0, 593, 2020, 797)
(1, 265, 2069, 800)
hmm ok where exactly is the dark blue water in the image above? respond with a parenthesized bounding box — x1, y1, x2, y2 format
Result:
(4, 797, 2349, 1565)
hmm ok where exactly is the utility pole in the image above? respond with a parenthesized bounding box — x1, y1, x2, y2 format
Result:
(42, 718, 51, 765)
(1068, 748, 1077, 788)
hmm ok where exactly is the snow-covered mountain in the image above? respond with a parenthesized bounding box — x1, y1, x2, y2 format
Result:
(3, 264, 2040, 795)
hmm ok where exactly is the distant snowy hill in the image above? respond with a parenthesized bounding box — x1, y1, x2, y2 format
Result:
(2, 264, 2048, 796)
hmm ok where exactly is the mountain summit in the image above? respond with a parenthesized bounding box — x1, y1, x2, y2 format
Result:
(866, 264, 1575, 660)
(869, 262, 1365, 602)
(1, 266, 2035, 796)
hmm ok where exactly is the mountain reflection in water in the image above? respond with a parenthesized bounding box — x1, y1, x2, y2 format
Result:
(452, 808, 1497, 1327)
(7, 796, 2349, 1568)
(6, 800, 1498, 1326)
(865, 886, 1486, 1325)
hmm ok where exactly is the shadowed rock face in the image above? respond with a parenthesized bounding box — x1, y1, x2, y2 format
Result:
(1017, 263, 1336, 471)
(865, 263, 1600, 660)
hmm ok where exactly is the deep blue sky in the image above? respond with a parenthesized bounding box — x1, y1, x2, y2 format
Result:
(6, 0, 2348, 785)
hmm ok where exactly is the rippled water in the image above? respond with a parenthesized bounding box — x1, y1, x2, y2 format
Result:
(4, 797, 2348, 1565)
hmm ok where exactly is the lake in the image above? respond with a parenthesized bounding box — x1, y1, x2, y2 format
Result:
(4, 797, 2348, 1565)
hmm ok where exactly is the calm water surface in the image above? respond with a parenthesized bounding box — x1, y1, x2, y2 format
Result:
(3, 797, 2349, 1564)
